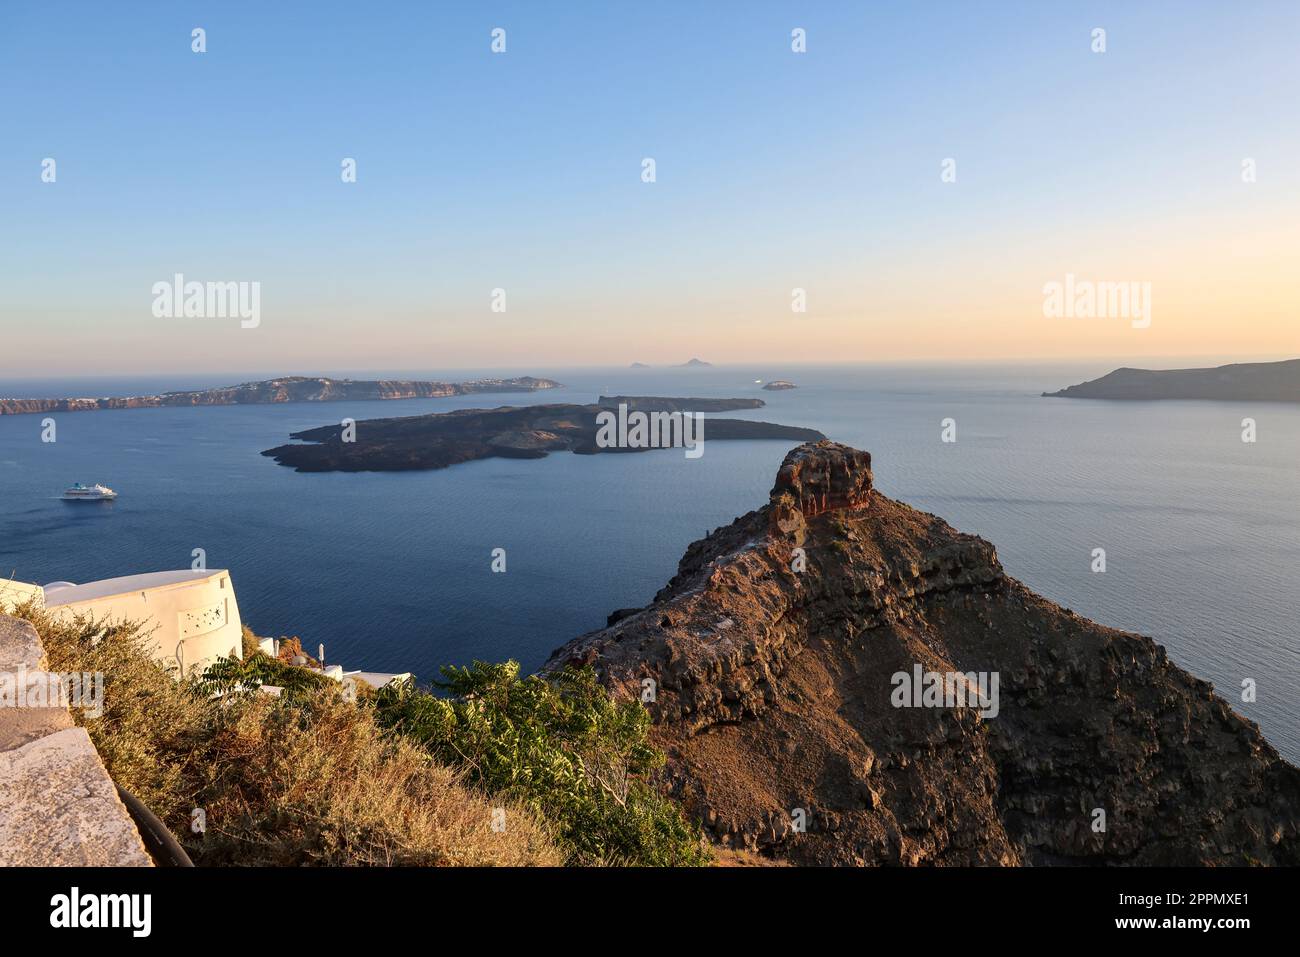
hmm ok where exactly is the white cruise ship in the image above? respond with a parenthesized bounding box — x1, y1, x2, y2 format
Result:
(62, 483, 117, 501)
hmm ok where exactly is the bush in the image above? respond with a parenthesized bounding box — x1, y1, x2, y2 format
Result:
(371, 661, 710, 866)
(198, 650, 335, 701)
(189, 687, 560, 866)
(240, 625, 261, 659)
(273, 635, 318, 666)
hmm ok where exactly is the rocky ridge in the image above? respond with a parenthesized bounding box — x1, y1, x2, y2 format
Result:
(547, 441, 1300, 865)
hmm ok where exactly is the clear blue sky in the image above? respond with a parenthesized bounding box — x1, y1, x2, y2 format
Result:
(2, 1, 1296, 376)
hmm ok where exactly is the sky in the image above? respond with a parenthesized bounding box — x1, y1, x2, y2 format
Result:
(1, 1, 1297, 378)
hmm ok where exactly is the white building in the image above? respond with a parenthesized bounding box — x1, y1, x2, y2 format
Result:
(254, 636, 411, 691)
(3, 570, 244, 676)
(3, 570, 407, 687)
(0, 580, 45, 610)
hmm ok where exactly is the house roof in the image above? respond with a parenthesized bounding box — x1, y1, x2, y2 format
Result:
(42, 569, 231, 606)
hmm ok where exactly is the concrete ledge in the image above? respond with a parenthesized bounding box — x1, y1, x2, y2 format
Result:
(0, 614, 152, 866)
(0, 727, 152, 866)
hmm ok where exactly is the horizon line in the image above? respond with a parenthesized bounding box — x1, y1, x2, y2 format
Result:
(1, 351, 1297, 384)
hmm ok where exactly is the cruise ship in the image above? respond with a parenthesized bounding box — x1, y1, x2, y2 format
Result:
(62, 483, 117, 501)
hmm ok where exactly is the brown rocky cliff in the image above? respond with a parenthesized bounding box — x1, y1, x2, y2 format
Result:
(547, 440, 1300, 865)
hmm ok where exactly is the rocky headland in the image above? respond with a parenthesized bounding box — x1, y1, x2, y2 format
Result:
(0, 375, 561, 416)
(1044, 358, 1300, 402)
(547, 441, 1300, 865)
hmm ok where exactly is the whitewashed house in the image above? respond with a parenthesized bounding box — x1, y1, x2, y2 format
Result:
(3, 571, 408, 687)
(3, 570, 244, 676)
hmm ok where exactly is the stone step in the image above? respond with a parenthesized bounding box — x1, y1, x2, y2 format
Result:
(0, 615, 152, 867)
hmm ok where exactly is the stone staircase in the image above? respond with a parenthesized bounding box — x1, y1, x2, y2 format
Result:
(0, 614, 151, 866)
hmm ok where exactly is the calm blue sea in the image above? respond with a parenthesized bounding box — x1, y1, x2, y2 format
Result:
(2, 363, 1297, 762)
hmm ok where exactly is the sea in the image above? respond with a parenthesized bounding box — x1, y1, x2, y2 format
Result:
(1, 362, 1296, 763)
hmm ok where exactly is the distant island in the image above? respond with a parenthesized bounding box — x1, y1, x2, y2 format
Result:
(262, 399, 823, 473)
(596, 396, 763, 412)
(1044, 358, 1300, 403)
(762, 380, 797, 391)
(0, 375, 562, 416)
(626, 359, 713, 368)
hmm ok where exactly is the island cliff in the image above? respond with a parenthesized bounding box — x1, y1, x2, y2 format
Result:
(0, 375, 561, 416)
(547, 441, 1300, 865)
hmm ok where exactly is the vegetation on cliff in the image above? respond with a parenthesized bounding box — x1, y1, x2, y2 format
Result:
(18, 605, 559, 866)
(199, 643, 336, 700)
(13, 604, 704, 866)
(372, 662, 710, 866)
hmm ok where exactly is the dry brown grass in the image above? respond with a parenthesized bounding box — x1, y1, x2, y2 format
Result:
(17, 604, 561, 866)
(193, 689, 560, 866)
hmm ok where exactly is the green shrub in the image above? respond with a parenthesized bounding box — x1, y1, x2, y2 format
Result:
(371, 661, 710, 866)
(198, 650, 335, 701)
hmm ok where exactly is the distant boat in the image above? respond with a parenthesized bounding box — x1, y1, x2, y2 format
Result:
(62, 483, 117, 501)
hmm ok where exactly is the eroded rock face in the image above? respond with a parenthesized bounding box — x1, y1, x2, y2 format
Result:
(547, 441, 1300, 866)
(769, 439, 873, 534)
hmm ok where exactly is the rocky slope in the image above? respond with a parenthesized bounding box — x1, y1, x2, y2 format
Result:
(0, 375, 560, 416)
(547, 441, 1300, 865)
